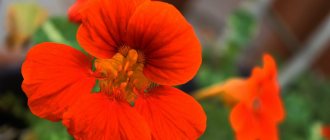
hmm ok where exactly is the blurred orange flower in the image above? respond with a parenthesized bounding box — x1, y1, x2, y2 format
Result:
(22, 0, 205, 139)
(221, 54, 285, 140)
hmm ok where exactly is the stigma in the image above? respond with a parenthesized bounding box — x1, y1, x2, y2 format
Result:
(94, 46, 151, 103)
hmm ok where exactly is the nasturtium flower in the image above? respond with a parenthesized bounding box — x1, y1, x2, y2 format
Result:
(220, 54, 285, 140)
(67, 0, 88, 23)
(22, 0, 206, 139)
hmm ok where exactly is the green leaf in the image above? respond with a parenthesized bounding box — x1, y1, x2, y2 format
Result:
(309, 122, 323, 140)
(227, 9, 257, 46)
(199, 100, 234, 140)
(32, 16, 87, 55)
(26, 113, 72, 140)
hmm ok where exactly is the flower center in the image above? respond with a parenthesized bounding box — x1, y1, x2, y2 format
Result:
(94, 46, 151, 102)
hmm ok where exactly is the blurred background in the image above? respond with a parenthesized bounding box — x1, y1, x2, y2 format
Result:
(0, 0, 330, 139)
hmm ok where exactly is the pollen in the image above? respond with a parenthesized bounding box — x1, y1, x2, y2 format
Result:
(94, 47, 151, 102)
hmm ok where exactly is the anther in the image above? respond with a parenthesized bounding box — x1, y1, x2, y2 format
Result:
(94, 46, 154, 102)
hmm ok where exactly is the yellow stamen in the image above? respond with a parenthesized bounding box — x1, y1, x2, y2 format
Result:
(94, 47, 152, 102)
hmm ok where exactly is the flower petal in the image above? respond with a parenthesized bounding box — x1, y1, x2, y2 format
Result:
(230, 103, 260, 140)
(68, 0, 88, 23)
(77, 0, 148, 59)
(262, 54, 277, 77)
(259, 82, 285, 123)
(260, 54, 285, 122)
(127, 1, 202, 86)
(230, 103, 280, 140)
(63, 93, 151, 140)
(259, 117, 279, 140)
(21, 43, 95, 121)
(135, 86, 206, 139)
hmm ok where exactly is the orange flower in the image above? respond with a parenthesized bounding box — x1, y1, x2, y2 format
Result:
(222, 54, 285, 140)
(67, 0, 88, 23)
(22, 0, 206, 139)
(322, 126, 330, 140)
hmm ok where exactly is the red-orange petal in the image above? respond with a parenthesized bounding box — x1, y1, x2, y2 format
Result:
(262, 54, 277, 77)
(68, 0, 88, 23)
(232, 109, 279, 140)
(230, 103, 260, 140)
(259, 116, 279, 140)
(63, 93, 151, 140)
(21, 43, 95, 121)
(258, 54, 285, 122)
(126, 1, 202, 86)
(259, 80, 285, 123)
(135, 86, 206, 139)
(77, 0, 149, 59)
